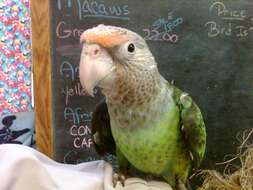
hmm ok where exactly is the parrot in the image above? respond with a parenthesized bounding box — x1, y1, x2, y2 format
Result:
(79, 24, 206, 189)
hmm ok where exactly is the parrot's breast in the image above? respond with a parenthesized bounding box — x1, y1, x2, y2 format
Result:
(108, 86, 184, 175)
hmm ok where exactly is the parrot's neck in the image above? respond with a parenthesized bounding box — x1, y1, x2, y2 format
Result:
(103, 64, 162, 106)
(103, 65, 171, 128)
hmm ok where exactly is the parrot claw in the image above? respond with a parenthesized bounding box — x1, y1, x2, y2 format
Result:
(145, 174, 154, 181)
(189, 151, 194, 161)
(93, 132, 100, 145)
(112, 173, 126, 188)
(176, 179, 189, 190)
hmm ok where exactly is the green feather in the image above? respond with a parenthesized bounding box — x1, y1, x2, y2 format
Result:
(107, 81, 206, 187)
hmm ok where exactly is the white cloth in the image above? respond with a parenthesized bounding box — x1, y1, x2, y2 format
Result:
(0, 144, 172, 190)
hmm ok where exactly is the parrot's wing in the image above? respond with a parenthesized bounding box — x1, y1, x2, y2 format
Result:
(92, 101, 131, 173)
(172, 85, 206, 169)
(91, 100, 116, 156)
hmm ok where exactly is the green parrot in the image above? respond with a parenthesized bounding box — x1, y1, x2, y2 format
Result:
(79, 25, 206, 189)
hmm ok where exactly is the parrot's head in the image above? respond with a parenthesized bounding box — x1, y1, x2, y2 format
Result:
(79, 25, 159, 103)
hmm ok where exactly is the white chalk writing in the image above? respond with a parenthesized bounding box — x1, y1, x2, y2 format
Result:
(70, 124, 93, 149)
(60, 60, 79, 81)
(205, 1, 253, 38)
(143, 11, 183, 43)
(64, 107, 92, 124)
(56, 21, 84, 39)
(57, 0, 130, 20)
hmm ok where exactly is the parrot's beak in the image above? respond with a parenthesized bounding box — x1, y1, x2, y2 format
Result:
(79, 43, 116, 96)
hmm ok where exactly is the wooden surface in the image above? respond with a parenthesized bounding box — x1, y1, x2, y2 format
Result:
(30, 0, 53, 157)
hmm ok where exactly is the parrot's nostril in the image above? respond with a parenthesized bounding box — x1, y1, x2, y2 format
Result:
(83, 44, 101, 56)
(88, 44, 101, 57)
(94, 49, 99, 55)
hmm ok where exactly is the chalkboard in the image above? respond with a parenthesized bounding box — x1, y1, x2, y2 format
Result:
(47, 0, 253, 169)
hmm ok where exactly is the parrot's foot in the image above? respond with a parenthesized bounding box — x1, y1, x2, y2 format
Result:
(176, 179, 188, 190)
(145, 174, 154, 181)
(145, 174, 162, 182)
(112, 173, 126, 188)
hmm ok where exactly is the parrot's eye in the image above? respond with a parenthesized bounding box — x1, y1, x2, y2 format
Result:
(118, 42, 136, 60)
(127, 43, 135, 53)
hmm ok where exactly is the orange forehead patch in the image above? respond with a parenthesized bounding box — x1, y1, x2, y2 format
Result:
(80, 25, 129, 48)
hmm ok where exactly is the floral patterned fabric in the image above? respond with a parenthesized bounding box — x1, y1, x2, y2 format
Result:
(0, 0, 32, 115)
